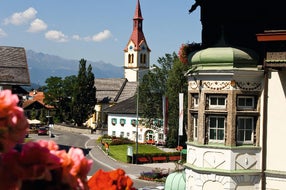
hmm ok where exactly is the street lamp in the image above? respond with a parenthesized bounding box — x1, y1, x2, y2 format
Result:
(135, 67, 155, 164)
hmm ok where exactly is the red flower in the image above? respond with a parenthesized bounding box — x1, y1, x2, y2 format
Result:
(88, 168, 135, 190)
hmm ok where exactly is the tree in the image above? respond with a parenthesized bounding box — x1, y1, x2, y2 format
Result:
(62, 75, 77, 121)
(140, 53, 174, 120)
(43, 76, 64, 122)
(165, 54, 189, 148)
(72, 59, 96, 126)
(86, 64, 96, 116)
(140, 52, 190, 148)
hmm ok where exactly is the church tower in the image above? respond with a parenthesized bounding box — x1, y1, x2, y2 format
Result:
(124, 0, 151, 82)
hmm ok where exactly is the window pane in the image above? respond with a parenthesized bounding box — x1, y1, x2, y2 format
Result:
(238, 120, 244, 129)
(245, 130, 252, 141)
(210, 117, 216, 128)
(217, 118, 224, 128)
(238, 98, 245, 106)
(238, 130, 244, 141)
(210, 129, 216, 139)
(245, 118, 252, 129)
(217, 98, 225, 105)
(217, 129, 224, 140)
(210, 98, 217, 105)
(245, 98, 253, 106)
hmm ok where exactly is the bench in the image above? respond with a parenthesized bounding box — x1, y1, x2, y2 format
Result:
(152, 156, 167, 163)
(137, 157, 150, 164)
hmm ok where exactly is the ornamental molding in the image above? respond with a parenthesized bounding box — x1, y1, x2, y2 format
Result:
(203, 81, 231, 90)
(189, 80, 262, 91)
(236, 81, 262, 91)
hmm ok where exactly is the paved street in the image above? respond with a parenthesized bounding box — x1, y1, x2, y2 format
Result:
(28, 130, 183, 189)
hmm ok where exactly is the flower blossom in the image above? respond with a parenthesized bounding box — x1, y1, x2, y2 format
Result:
(0, 90, 29, 153)
(88, 168, 135, 190)
(0, 89, 134, 190)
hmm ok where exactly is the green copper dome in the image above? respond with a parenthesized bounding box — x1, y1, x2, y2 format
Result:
(189, 47, 259, 70)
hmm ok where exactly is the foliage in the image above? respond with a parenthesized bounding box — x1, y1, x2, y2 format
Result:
(139, 52, 189, 148)
(72, 59, 96, 126)
(178, 42, 202, 64)
(42, 59, 96, 126)
(165, 54, 189, 148)
(110, 137, 134, 145)
(139, 53, 175, 130)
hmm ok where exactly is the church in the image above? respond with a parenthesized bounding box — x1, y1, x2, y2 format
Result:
(90, 0, 165, 146)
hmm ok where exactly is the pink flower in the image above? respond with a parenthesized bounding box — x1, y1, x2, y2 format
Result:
(0, 90, 29, 153)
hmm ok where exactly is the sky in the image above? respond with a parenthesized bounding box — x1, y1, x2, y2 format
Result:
(0, 0, 202, 67)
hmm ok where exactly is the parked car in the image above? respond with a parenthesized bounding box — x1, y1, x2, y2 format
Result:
(38, 126, 49, 136)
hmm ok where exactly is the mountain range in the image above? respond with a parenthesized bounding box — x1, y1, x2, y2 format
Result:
(26, 50, 124, 86)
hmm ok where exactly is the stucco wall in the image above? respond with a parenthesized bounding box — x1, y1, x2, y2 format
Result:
(267, 71, 286, 172)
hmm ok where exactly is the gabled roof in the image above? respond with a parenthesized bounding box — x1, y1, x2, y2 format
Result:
(103, 96, 142, 114)
(0, 46, 30, 85)
(95, 78, 137, 104)
(22, 100, 46, 110)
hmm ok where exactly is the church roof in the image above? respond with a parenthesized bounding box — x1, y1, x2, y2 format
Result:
(94, 78, 137, 104)
(124, 0, 150, 52)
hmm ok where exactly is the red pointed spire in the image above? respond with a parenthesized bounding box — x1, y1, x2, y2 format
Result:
(134, 0, 143, 20)
(124, 0, 150, 52)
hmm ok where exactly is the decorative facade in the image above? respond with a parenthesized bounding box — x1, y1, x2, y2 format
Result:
(185, 0, 286, 188)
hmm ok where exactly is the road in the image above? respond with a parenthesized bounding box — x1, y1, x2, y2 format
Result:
(29, 129, 166, 189)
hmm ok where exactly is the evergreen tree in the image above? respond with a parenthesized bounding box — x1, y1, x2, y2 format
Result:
(72, 59, 96, 126)
(86, 64, 96, 116)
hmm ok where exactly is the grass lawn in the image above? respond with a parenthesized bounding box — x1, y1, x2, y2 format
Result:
(108, 144, 165, 163)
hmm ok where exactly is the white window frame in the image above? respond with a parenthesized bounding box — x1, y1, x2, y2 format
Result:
(237, 116, 254, 144)
(193, 114, 198, 140)
(208, 116, 225, 143)
(209, 95, 226, 109)
(112, 131, 116, 136)
(120, 131, 124, 137)
(237, 96, 255, 110)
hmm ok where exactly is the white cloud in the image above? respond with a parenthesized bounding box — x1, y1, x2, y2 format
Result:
(45, 30, 68, 42)
(4, 7, 37, 25)
(27, 18, 47, 33)
(92, 29, 112, 42)
(0, 28, 7, 37)
(72, 35, 81, 40)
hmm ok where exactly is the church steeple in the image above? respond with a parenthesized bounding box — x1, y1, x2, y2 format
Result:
(124, 0, 151, 82)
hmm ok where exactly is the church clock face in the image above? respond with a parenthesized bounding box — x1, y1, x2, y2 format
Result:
(129, 45, 133, 51)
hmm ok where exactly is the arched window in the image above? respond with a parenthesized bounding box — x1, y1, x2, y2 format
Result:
(140, 54, 146, 64)
(128, 54, 134, 63)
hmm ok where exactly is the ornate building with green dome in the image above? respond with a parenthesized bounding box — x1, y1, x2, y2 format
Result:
(185, 0, 286, 189)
